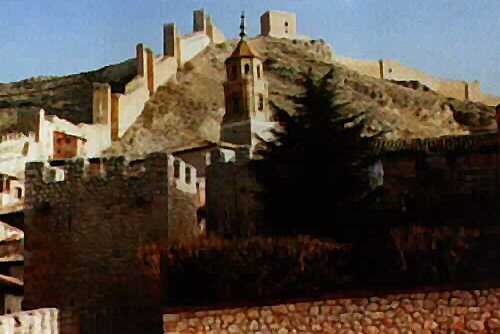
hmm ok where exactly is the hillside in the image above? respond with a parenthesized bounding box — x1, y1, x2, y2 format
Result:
(0, 58, 137, 133)
(105, 37, 495, 157)
(0, 36, 496, 158)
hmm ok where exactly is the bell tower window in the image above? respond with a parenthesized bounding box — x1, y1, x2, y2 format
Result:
(232, 97, 241, 113)
(257, 65, 261, 79)
(244, 64, 250, 75)
(258, 94, 264, 111)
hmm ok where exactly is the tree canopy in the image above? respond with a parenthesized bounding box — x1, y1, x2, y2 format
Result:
(252, 68, 381, 237)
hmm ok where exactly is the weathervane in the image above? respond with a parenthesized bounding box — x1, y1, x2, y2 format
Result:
(239, 11, 246, 39)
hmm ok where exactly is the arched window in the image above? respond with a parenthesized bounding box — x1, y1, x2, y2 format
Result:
(185, 167, 191, 184)
(230, 65, 238, 80)
(244, 64, 250, 75)
(173, 160, 180, 178)
(258, 94, 264, 111)
(233, 97, 241, 113)
(257, 65, 261, 79)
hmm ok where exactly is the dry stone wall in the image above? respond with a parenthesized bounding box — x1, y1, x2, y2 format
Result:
(164, 288, 500, 334)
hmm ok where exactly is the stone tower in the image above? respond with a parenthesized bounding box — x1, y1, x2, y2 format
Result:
(221, 12, 270, 153)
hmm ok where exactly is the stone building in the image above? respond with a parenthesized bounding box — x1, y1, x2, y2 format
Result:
(207, 14, 276, 237)
(260, 10, 297, 38)
(23, 153, 198, 334)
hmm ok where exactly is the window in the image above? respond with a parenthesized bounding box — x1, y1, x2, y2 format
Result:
(244, 64, 250, 75)
(257, 65, 261, 79)
(232, 97, 241, 113)
(285, 21, 289, 34)
(230, 65, 238, 80)
(174, 160, 180, 178)
(185, 167, 191, 184)
(258, 94, 264, 111)
(15, 187, 22, 199)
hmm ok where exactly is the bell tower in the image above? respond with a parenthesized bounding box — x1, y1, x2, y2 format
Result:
(221, 12, 270, 151)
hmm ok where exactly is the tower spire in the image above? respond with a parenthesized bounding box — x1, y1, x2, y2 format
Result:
(239, 11, 246, 39)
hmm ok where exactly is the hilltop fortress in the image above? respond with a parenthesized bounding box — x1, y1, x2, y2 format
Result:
(0, 8, 498, 334)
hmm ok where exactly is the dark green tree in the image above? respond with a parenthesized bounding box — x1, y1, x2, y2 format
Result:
(252, 68, 381, 237)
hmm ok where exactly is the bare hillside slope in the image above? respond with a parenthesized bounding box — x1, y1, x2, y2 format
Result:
(105, 37, 495, 157)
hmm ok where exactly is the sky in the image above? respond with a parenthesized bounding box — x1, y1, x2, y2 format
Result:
(0, 0, 499, 95)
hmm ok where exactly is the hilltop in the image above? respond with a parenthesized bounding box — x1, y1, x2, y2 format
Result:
(0, 36, 496, 157)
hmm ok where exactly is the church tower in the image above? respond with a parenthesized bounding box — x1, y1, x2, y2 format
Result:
(221, 12, 271, 152)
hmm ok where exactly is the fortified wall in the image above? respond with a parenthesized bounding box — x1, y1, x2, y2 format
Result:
(335, 56, 500, 106)
(372, 131, 500, 225)
(93, 9, 225, 141)
(23, 153, 198, 334)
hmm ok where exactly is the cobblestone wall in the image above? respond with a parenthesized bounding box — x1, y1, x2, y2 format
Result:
(164, 288, 500, 334)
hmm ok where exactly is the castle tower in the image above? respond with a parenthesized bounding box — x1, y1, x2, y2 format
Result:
(221, 12, 270, 152)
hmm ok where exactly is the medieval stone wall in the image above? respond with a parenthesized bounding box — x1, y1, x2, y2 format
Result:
(206, 153, 261, 238)
(336, 56, 499, 105)
(381, 149, 499, 221)
(23, 153, 173, 334)
(163, 288, 500, 334)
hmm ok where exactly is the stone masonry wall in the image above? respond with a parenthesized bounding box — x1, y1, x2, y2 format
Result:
(164, 288, 500, 334)
(23, 153, 172, 334)
(0, 308, 58, 334)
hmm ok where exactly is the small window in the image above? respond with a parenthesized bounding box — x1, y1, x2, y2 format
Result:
(65, 138, 71, 144)
(230, 65, 238, 80)
(388, 68, 393, 74)
(57, 138, 62, 144)
(285, 21, 289, 34)
(15, 187, 22, 199)
(185, 167, 191, 184)
(233, 97, 241, 113)
(258, 94, 264, 111)
(57, 150, 61, 155)
(244, 64, 250, 75)
(174, 160, 180, 178)
(257, 66, 261, 79)
(285, 21, 289, 27)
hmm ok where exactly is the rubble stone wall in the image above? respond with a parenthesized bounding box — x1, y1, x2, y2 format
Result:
(164, 288, 500, 334)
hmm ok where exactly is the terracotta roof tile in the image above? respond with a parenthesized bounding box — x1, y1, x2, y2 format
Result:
(226, 40, 263, 62)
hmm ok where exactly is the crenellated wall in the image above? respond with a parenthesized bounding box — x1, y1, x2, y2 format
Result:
(23, 153, 198, 334)
(0, 308, 58, 334)
(92, 9, 224, 143)
(336, 56, 499, 105)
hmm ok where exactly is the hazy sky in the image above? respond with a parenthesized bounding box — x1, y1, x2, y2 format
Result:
(1, 0, 499, 95)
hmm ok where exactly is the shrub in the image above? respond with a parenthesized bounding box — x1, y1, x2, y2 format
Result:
(162, 236, 352, 307)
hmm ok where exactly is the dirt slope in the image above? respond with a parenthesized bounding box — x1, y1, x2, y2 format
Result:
(0, 36, 495, 158)
(105, 37, 495, 157)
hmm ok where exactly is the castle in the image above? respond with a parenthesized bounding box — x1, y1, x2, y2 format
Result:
(0, 8, 498, 334)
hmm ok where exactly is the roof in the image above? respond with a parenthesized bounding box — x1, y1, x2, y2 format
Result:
(169, 140, 218, 155)
(226, 39, 263, 62)
(0, 274, 23, 288)
(371, 132, 498, 156)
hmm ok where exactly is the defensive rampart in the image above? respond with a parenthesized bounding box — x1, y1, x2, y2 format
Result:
(23, 153, 198, 334)
(93, 9, 224, 141)
(336, 56, 499, 105)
